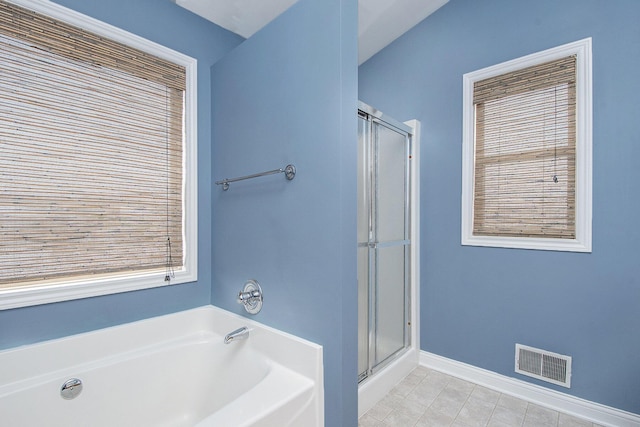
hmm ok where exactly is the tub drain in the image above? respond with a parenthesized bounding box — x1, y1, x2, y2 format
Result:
(60, 378, 83, 400)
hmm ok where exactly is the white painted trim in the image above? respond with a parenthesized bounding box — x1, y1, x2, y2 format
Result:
(420, 351, 640, 427)
(358, 119, 422, 417)
(0, 0, 198, 310)
(461, 38, 592, 253)
(406, 119, 422, 362)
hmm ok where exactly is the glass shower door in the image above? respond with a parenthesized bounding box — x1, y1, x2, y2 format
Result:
(357, 113, 371, 381)
(358, 108, 411, 382)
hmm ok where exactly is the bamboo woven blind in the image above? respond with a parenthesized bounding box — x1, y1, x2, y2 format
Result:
(473, 56, 576, 239)
(0, 0, 185, 288)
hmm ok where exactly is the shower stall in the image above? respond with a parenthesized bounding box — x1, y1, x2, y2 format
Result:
(357, 102, 419, 411)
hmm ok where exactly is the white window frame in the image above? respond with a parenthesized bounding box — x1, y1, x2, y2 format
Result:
(461, 38, 592, 252)
(0, 0, 198, 310)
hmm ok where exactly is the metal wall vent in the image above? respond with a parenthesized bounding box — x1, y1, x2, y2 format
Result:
(515, 344, 572, 388)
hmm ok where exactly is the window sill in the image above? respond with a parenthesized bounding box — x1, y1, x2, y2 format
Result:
(0, 268, 197, 310)
(461, 234, 591, 253)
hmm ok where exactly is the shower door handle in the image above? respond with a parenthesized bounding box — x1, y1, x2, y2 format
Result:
(367, 240, 410, 249)
(361, 240, 410, 250)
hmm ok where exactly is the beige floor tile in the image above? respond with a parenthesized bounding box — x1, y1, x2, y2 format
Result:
(487, 418, 520, 427)
(359, 368, 596, 427)
(558, 412, 594, 427)
(447, 377, 475, 395)
(439, 382, 474, 404)
(391, 378, 420, 398)
(496, 393, 529, 413)
(396, 397, 428, 416)
(523, 403, 559, 427)
(406, 380, 446, 407)
(366, 401, 394, 421)
(430, 390, 467, 419)
(383, 407, 423, 426)
(359, 413, 387, 427)
(468, 386, 500, 406)
(424, 370, 454, 388)
(379, 392, 406, 409)
(415, 407, 456, 427)
(488, 403, 526, 426)
(404, 368, 430, 384)
(455, 395, 496, 426)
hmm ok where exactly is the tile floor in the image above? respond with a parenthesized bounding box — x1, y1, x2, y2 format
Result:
(358, 367, 602, 427)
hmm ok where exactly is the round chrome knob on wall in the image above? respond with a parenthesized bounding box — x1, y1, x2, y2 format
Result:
(237, 279, 263, 314)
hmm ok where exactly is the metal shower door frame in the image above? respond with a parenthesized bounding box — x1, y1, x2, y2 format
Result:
(358, 103, 413, 382)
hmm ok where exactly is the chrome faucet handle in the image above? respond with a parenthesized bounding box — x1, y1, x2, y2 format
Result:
(237, 279, 263, 314)
(238, 289, 261, 302)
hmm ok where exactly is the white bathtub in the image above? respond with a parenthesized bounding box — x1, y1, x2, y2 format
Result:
(0, 305, 324, 427)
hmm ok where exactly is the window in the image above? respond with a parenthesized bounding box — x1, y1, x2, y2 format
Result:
(462, 38, 592, 252)
(0, 0, 197, 309)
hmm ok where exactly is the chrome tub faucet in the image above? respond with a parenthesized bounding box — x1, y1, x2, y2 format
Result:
(224, 326, 249, 344)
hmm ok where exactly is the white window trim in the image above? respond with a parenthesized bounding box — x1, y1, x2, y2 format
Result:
(461, 38, 592, 253)
(0, 0, 198, 310)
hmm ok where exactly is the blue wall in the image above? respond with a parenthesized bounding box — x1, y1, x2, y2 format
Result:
(359, 0, 640, 414)
(0, 0, 242, 348)
(210, 0, 358, 425)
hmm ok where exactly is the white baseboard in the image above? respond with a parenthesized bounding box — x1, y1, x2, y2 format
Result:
(420, 351, 640, 427)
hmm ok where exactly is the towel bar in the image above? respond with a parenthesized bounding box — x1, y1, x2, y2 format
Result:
(215, 164, 296, 191)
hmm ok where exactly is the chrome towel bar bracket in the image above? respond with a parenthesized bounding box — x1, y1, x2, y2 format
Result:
(215, 164, 296, 191)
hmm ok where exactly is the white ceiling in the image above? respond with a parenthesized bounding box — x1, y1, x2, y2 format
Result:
(174, 0, 449, 65)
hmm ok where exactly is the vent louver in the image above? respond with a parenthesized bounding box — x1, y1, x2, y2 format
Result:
(515, 344, 572, 388)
